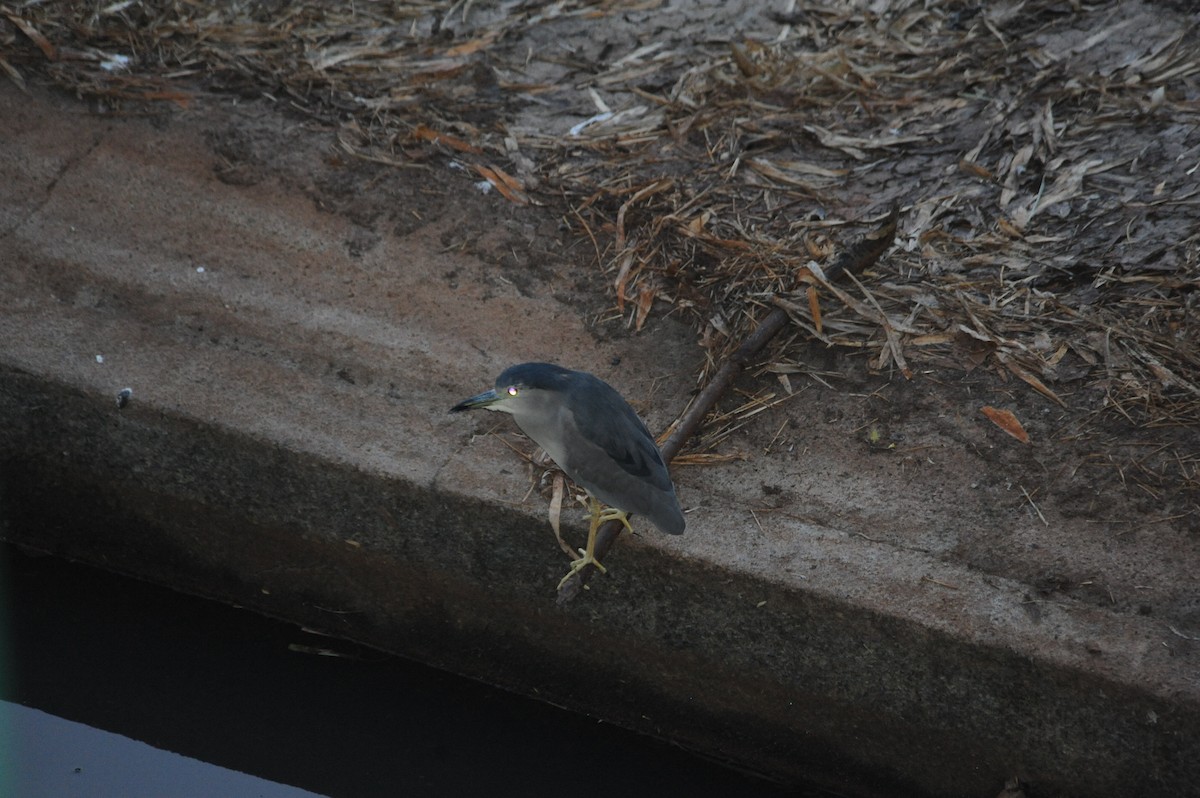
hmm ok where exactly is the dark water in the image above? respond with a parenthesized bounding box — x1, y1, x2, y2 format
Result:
(1, 543, 819, 797)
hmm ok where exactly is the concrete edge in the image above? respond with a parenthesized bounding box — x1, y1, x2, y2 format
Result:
(2, 366, 1196, 798)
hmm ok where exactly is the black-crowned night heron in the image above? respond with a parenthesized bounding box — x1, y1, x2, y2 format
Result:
(451, 362, 684, 585)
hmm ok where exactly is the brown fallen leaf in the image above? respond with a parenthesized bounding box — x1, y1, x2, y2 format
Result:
(4, 12, 57, 60)
(411, 124, 483, 154)
(981, 405, 1030, 444)
(473, 164, 530, 205)
(444, 32, 498, 57)
(634, 283, 656, 331)
(807, 284, 823, 334)
(730, 42, 757, 77)
(997, 353, 1066, 407)
(959, 159, 993, 180)
(996, 216, 1024, 238)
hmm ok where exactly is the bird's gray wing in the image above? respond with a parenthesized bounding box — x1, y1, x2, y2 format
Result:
(562, 387, 686, 535)
(563, 377, 673, 494)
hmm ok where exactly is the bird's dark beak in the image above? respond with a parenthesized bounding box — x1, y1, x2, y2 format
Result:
(450, 389, 500, 413)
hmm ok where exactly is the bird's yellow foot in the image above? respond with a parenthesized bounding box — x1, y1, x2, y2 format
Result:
(595, 507, 634, 534)
(556, 549, 608, 590)
(556, 500, 633, 589)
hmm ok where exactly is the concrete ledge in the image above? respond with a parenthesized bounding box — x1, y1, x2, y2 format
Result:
(2, 84, 1197, 797)
(3, 370, 1196, 797)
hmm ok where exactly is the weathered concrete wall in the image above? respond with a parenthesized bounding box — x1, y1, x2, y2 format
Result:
(2, 84, 1196, 798)
(3, 370, 1196, 797)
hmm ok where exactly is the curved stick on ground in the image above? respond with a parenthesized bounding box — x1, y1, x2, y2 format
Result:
(556, 206, 900, 604)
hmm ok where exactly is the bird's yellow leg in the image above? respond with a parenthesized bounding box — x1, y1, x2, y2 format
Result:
(556, 498, 632, 588)
(595, 505, 634, 534)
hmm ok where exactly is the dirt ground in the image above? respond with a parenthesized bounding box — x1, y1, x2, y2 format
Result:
(4, 1, 1198, 637)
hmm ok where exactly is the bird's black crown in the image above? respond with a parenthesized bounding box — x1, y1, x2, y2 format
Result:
(496, 362, 576, 392)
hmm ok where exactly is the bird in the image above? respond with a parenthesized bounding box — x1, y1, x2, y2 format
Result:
(451, 362, 684, 586)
